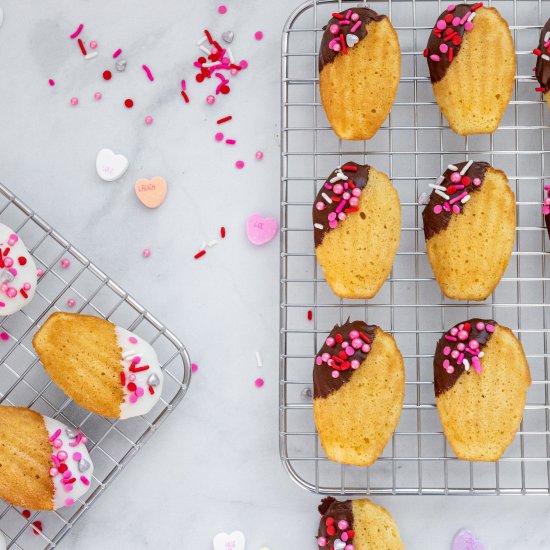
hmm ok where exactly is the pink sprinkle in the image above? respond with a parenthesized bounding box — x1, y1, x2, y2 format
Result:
(129, 336, 138, 344)
(433, 204, 443, 214)
(256, 151, 264, 160)
(70, 97, 79, 106)
(113, 48, 122, 58)
(142, 64, 154, 82)
(73, 452, 82, 461)
(235, 160, 245, 169)
(450, 191, 467, 205)
(206, 95, 215, 105)
(255, 377, 264, 388)
(445, 335, 458, 342)
(447, 4, 456, 11)
(48, 79, 55, 87)
(350, 20, 361, 33)
(65, 498, 74, 507)
(80, 476, 90, 485)
(215, 132, 224, 142)
(436, 20, 447, 31)
(181, 79, 187, 91)
(472, 356, 482, 374)
(49, 429, 62, 442)
(240, 60, 249, 70)
(61, 258, 70, 269)
(145, 116, 154, 125)
(464, 21, 474, 31)
(0, 332, 9, 341)
(191, 363, 199, 373)
(70, 23, 84, 40)
(142, 248, 151, 258)
(67, 299, 76, 308)
(218, 5, 227, 14)
(254, 31, 264, 40)
(486, 324, 495, 333)
(224, 139, 236, 145)
(90, 41, 98, 49)
(430, 54, 441, 62)
(129, 394, 138, 403)
(94, 91, 102, 100)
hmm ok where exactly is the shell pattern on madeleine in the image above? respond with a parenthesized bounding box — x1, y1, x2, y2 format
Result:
(316, 497, 404, 550)
(534, 17, 550, 107)
(0, 406, 94, 511)
(425, 3, 515, 135)
(319, 7, 400, 140)
(313, 163, 401, 299)
(313, 320, 405, 466)
(434, 319, 531, 461)
(422, 161, 515, 301)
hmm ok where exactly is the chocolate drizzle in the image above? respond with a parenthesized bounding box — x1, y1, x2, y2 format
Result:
(319, 8, 385, 72)
(317, 497, 354, 549)
(313, 162, 370, 248)
(434, 318, 496, 397)
(535, 18, 550, 93)
(426, 4, 480, 83)
(313, 320, 376, 399)
(422, 161, 490, 240)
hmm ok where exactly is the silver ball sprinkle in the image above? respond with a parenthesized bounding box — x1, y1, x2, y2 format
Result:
(78, 458, 91, 473)
(115, 59, 127, 72)
(222, 31, 234, 44)
(301, 387, 313, 401)
(147, 373, 160, 387)
(65, 428, 78, 439)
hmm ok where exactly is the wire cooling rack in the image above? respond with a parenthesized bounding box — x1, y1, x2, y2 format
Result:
(280, 0, 550, 496)
(0, 183, 192, 548)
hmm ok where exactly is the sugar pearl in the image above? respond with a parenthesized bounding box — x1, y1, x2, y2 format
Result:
(67, 299, 76, 308)
(331, 370, 340, 378)
(362, 344, 370, 353)
(349, 330, 359, 339)
(351, 359, 360, 369)
(469, 340, 479, 350)
(145, 115, 154, 125)
(326, 336, 335, 346)
(206, 95, 215, 105)
(450, 172, 462, 183)
(337, 212, 346, 221)
(316, 202, 325, 211)
(57, 451, 68, 461)
(90, 40, 98, 49)
(338, 520, 349, 530)
(352, 188, 361, 197)
(443, 346, 451, 356)
(143, 248, 151, 258)
(53, 438, 62, 449)
(316, 356, 323, 366)
(330, 24, 339, 34)
(351, 12, 359, 21)
(70, 97, 79, 106)
(322, 352, 330, 362)
(352, 338, 363, 349)
(476, 322, 485, 331)
(333, 183, 344, 195)
(256, 151, 264, 160)
(61, 259, 70, 269)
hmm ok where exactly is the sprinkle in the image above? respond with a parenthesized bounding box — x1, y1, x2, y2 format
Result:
(430, 183, 447, 191)
(256, 151, 264, 160)
(435, 189, 450, 200)
(145, 115, 154, 125)
(314, 223, 323, 230)
(113, 48, 122, 58)
(191, 363, 199, 373)
(77, 38, 87, 56)
(84, 52, 98, 60)
(235, 160, 245, 169)
(255, 351, 263, 367)
(217, 115, 232, 124)
(226, 139, 236, 145)
(255, 377, 264, 388)
(67, 298, 76, 308)
(461, 194, 471, 204)
(0, 332, 9, 341)
(194, 250, 206, 259)
(124, 98, 134, 108)
(307, 310, 313, 321)
(208, 239, 218, 247)
(181, 91, 190, 103)
(70, 23, 84, 39)
(50, 429, 62, 442)
(142, 64, 154, 81)
(430, 54, 441, 62)
(255, 31, 263, 40)
(220, 227, 226, 238)
(49, 79, 55, 86)
(543, 55, 550, 62)
(218, 5, 227, 14)
(103, 70, 112, 81)
(460, 160, 473, 175)
(70, 97, 79, 106)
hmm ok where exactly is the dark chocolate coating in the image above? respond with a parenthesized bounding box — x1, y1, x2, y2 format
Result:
(312, 162, 370, 248)
(422, 161, 490, 240)
(426, 4, 475, 83)
(313, 320, 376, 399)
(317, 497, 354, 548)
(536, 18, 550, 93)
(434, 318, 495, 397)
(319, 7, 385, 72)
(546, 212, 550, 239)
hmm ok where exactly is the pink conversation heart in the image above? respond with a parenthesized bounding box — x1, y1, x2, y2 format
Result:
(246, 213, 278, 246)
(452, 529, 485, 550)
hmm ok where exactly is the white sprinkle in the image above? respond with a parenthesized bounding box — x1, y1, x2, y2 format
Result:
(435, 175, 445, 186)
(429, 183, 447, 191)
(448, 164, 458, 172)
(227, 47, 235, 64)
(461, 194, 471, 204)
(314, 223, 323, 230)
(200, 241, 207, 250)
(478, 351, 485, 358)
(202, 61, 222, 68)
(543, 55, 550, 62)
(463, 358, 470, 371)
(197, 36, 208, 46)
(330, 171, 348, 183)
(460, 160, 473, 175)
(418, 192, 430, 205)
(468, 12, 476, 21)
(199, 45, 211, 55)
(545, 31, 550, 43)
(84, 52, 98, 60)
(122, 350, 136, 360)
(208, 240, 218, 248)
(321, 192, 332, 204)
(255, 351, 263, 367)
(435, 189, 450, 200)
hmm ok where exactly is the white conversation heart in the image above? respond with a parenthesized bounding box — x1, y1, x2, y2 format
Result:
(95, 148, 129, 182)
(213, 530, 246, 550)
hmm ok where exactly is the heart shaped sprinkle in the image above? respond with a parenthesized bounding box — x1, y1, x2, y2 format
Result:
(246, 213, 278, 246)
(134, 176, 168, 209)
(212, 530, 246, 550)
(346, 33, 359, 47)
(333, 539, 346, 550)
(222, 30, 234, 43)
(95, 149, 129, 182)
(452, 529, 485, 550)
(115, 59, 127, 72)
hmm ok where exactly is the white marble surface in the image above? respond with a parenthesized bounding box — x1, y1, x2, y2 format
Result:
(0, 0, 549, 548)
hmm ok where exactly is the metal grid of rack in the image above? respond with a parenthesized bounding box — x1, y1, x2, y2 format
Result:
(0, 183, 191, 548)
(280, 0, 550, 496)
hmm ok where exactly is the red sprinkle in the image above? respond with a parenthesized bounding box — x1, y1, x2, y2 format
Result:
(448, 47, 454, 62)
(18, 256, 27, 265)
(220, 226, 226, 238)
(359, 331, 371, 344)
(120, 371, 126, 386)
(534, 48, 542, 56)
(444, 13, 454, 23)
(331, 12, 344, 19)
(148, 385, 155, 395)
(58, 464, 68, 474)
(129, 364, 150, 373)
(127, 382, 137, 392)
(307, 310, 313, 321)
(124, 98, 134, 109)
(326, 517, 335, 526)
(103, 70, 112, 81)
(326, 525, 336, 536)
(471, 2, 483, 10)
(194, 250, 206, 259)
(20, 289, 28, 299)
(77, 38, 87, 56)
(22, 510, 31, 519)
(181, 91, 190, 103)
(335, 333, 343, 344)
(536, 86, 546, 92)
(204, 29, 214, 44)
(217, 115, 233, 125)
(342, 165, 358, 172)
(344, 207, 359, 213)
(32, 521, 42, 536)
(423, 48, 429, 58)
(340, 33, 347, 55)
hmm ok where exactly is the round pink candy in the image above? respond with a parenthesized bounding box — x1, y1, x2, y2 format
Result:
(341, 341, 348, 349)
(342, 191, 351, 200)
(49, 468, 58, 476)
(352, 188, 361, 197)
(443, 346, 451, 356)
(235, 160, 245, 169)
(318, 537, 327, 547)
(94, 91, 102, 100)
(452, 204, 461, 214)
(64, 484, 74, 493)
(316, 356, 323, 366)
(145, 115, 154, 125)
(349, 197, 359, 207)
(331, 370, 340, 379)
(8, 234, 18, 245)
(322, 352, 330, 362)
(458, 330, 469, 341)
(90, 41, 98, 49)
(129, 394, 138, 403)
(450, 327, 459, 336)
(129, 374, 136, 382)
(338, 520, 349, 530)
(450, 172, 462, 183)
(129, 336, 138, 344)
(436, 20, 447, 30)
(486, 324, 495, 333)
(73, 452, 82, 461)
(349, 330, 359, 339)
(330, 24, 339, 34)
(53, 438, 62, 449)
(65, 498, 74, 506)
(6, 288, 16, 298)
(469, 339, 479, 350)
(440, 43, 449, 54)
(329, 220, 338, 229)
(63, 470, 72, 479)
(351, 359, 360, 369)
(446, 366, 455, 374)
(476, 322, 485, 331)
(342, 532, 349, 542)
(452, 16, 461, 26)
(333, 43, 341, 52)
(457, 343, 465, 351)
(333, 183, 344, 195)
(328, 212, 337, 221)
(351, 12, 359, 21)
(215, 132, 224, 142)
(136, 387, 145, 397)
(433, 204, 443, 214)
(255, 151, 264, 160)
(451, 350, 459, 359)
(337, 212, 346, 221)
(23, 283, 31, 291)
(345, 545, 355, 550)
(206, 95, 215, 105)
(326, 336, 335, 346)
(447, 4, 456, 12)
(70, 97, 79, 106)
(61, 259, 70, 269)
(362, 344, 370, 353)
(316, 202, 325, 211)
(345, 346, 354, 357)
(352, 338, 363, 349)
(465, 21, 473, 31)
(57, 451, 68, 461)
(473, 178, 481, 186)
(3, 257, 13, 267)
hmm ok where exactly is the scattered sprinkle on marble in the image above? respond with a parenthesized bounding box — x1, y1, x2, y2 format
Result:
(142, 248, 151, 258)
(61, 259, 70, 269)
(206, 95, 215, 105)
(255, 151, 264, 160)
(0, 332, 9, 341)
(70, 97, 79, 106)
(255, 351, 263, 367)
(37, 268, 44, 278)
(67, 298, 76, 308)
(452, 529, 485, 550)
(142, 64, 154, 81)
(103, 70, 112, 81)
(255, 377, 264, 388)
(89, 40, 97, 49)
(255, 31, 264, 40)
(145, 115, 153, 125)
(191, 363, 199, 373)
(235, 160, 245, 169)
(113, 48, 122, 58)
(215, 132, 224, 142)
(218, 5, 227, 14)
(124, 98, 134, 109)
(94, 91, 102, 100)
(69, 23, 84, 40)
(49, 79, 55, 86)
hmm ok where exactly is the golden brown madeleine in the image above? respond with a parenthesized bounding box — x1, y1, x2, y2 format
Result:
(319, 7, 400, 140)
(434, 319, 531, 461)
(316, 497, 404, 550)
(0, 407, 94, 510)
(422, 161, 515, 301)
(533, 17, 550, 107)
(425, 3, 515, 135)
(313, 320, 405, 466)
(33, 312, 164, 419)
(314, 163, 401, 299)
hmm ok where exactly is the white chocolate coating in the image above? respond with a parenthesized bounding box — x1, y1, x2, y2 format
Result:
(43, 416, 94, 510)
(116, 327, 163, 419)
(0, 223, 37, 316)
